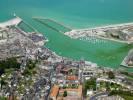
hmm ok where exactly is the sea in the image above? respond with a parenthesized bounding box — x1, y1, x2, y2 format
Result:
(0, 0, 133, 72)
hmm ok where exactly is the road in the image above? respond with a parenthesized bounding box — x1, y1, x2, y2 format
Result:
(89, 92, 109, 100)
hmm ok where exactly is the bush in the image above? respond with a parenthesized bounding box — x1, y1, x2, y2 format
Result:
(109, 90, 133, 96)
(0, 96, 7, 100)
(108, 71, 115, 79)
(63, 86, 67, 89)
(26, 59, 36, 69)
(63, 91, 67, 97)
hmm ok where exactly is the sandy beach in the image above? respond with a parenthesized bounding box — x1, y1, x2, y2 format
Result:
(0, 17, 22, 28)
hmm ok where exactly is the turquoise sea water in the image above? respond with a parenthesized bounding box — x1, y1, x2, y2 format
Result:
(0, 0, 133, 71)
(1, 0, 133, 28)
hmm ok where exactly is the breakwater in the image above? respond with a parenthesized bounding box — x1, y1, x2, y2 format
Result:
(33, 17, 71, 33)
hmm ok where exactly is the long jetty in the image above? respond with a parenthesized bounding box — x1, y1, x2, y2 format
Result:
(22, 20, 38, 33)
(33, 17, 63, 33)
(14, 14, 38, 33)
(32, 17, 72, 32)
(46, 18, 71, 31)
(33, 18, 67, 33)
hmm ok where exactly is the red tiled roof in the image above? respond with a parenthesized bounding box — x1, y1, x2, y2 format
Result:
(50, 85, 59, 98)
(67, 75, 78, 80)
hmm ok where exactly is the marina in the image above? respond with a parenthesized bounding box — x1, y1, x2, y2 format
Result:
(33, 18, 133, 71)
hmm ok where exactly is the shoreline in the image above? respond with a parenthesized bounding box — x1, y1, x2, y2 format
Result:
(65, 21, 133, 44)
(74, 22, 133, 31)
(0, 17, 22, 28)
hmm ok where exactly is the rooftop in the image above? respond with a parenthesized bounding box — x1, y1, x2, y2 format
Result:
(50, 85, 59, 98)
(67, 75, 78, 81)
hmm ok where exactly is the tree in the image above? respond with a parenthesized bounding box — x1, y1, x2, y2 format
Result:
(83, 78, 96, 96)
(0, 79, 7, 89)
(63, 91, 67, 97)
(106, 82, 110, 91)
(108, 71, 115, 79)
(26, 59, 36, 69)
(22, 68, 32, 76)
(0, 57, 21, 75)
(0, 96, 7, 100)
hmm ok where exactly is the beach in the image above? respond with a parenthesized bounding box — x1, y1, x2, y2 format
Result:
(0, 17, 22, 28)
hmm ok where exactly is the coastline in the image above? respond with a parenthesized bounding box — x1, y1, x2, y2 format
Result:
(0, 17, 22, 28)
(65, 22, 133, 44)
(74, 22, 133, 31)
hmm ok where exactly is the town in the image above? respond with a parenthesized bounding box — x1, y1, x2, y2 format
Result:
(0, 17, 133, 100)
